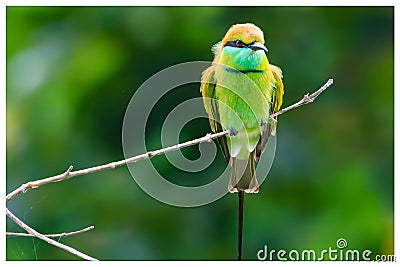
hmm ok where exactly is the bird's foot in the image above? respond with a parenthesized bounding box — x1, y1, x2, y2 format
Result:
(228, 129, 238, 137)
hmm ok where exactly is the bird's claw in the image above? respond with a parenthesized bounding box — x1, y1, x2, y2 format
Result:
(228, 129, 238, 137)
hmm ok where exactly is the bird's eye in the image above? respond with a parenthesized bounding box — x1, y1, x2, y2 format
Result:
(235, 40, 245, 47)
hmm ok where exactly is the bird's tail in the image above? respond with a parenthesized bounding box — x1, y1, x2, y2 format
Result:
(228, 152, 259, 193)
(228, 152, 258, 260)
(238, 191, 244, 260)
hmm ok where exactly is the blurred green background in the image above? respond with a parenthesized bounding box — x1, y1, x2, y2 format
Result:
(6, 7, 393, 260)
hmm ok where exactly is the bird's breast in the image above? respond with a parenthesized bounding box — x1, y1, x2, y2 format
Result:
(214, 70, 273, 131)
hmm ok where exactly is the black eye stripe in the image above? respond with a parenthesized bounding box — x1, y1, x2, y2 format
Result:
(224, 40, 255, 48)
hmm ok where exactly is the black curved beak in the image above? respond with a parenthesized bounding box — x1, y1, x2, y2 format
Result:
(248, 42, 268, 53)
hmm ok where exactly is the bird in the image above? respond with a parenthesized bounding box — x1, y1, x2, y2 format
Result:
(200, 23, 284, 260)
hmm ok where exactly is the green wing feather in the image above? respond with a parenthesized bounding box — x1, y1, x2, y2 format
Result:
(200, 66, 230, 162)
(270, 64, 284, 114)
(255, 64, 284, 161)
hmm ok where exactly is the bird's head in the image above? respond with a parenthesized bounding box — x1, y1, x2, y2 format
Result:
(217, 23, 269, 71)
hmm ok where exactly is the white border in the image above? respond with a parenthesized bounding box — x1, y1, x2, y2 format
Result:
(2, 2, 397, 266)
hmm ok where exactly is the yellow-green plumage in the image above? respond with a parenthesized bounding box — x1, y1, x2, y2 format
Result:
(201, 23, 284, 193)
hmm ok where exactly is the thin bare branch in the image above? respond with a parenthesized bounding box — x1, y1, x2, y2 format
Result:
(6, 225, 94, 238)
(5, 208, 98, 261)
(6, 130, 229, 202)
(6, 79, 333, 203)
(270, 78, 333, 118)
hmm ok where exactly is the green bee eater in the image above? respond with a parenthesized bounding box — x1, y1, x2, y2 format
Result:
(200, 23, 284, 260)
